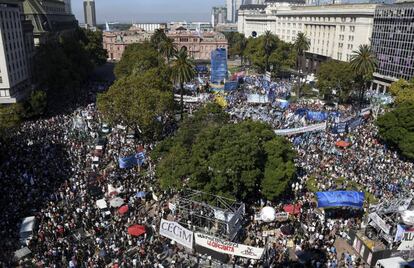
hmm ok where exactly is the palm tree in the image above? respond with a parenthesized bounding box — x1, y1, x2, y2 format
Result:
(150, 29, 167, 50)
(263, 31, 277, 72)
(294, 32, 310, 98)
(350, 44, 378, 107)
(159, 37, 176, 63)
(170, 47, 196, 119)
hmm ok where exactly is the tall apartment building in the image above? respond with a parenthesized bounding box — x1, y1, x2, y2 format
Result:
(83, 0, 96, 28)
(227, 0, 244, 22)
(211, 6, 227, 27)
(371, 2, 414, 91)
(0, 1, 32, 103)
(63, 0, 71, 14)
(238, 3, 376, 72)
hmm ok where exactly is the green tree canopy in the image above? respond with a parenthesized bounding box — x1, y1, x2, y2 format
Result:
(34, 28, 106, 111)
(114, 42, 164, 79)
(80, 28, 108, 66)
(0, 104, 23, 137)
(97, 70, 174, 140)
(244, 35, 296, 75)
(170, 47, 196, 118)
(377, 102, 414, 160)
(388, 79, 414, 105)
(153, 103, 296, 202)
(316, 60, 356, 103)
(224, 32, 248, 63)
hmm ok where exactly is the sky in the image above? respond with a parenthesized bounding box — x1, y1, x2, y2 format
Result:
(72, 0, 225, 24)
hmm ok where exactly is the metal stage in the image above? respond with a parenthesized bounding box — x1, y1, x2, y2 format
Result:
(175, 189, 245, 241)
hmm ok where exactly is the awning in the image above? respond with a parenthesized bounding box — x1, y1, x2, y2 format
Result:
(96, 199, 107, 209)
(118, 205, 129, 215)
(335, 140, 351, 148)
(109, 197, 124, 208)
(128, 224, 146, 237)
(316, 191, 364, 208)
(283, 204, 302, 215)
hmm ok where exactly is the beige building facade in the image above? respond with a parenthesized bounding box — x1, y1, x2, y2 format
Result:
(103, 27, 152, 61)
(103, 28, 228, 61)
(238, 3, 377, 65)
(167, 31, 228, 60)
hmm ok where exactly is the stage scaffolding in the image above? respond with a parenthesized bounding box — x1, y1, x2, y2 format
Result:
(174, 189, 245, 241)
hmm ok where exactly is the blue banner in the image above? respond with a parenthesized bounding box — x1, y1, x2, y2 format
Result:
(277, 100, 289, 109)
(316, 191, 364, 208)
(295, 108, 308, 116)
(224, 81, 238, 91)
(332, 122, 347, 134)
(119, 152, 145, 169)
(348, 117, 364, 130)
(306, 111, 328, 122)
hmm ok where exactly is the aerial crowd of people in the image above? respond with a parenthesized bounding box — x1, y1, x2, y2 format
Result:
(0, 73, 412, 268)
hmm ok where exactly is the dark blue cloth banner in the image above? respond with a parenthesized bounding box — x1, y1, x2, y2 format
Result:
(295, 108, 308, 116)
(306, 111, 328, 121)
(316, 191, 364, 208)
(332, 122, 347, 134)
(224, 81, 238, 91)
(119, 152, 145, 169)
(348, 117, 364, 130)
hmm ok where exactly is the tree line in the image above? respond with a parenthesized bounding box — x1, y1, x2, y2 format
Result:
(0, 28, 107, 137)
(152, 103, 296, 203)
(97, 29, 197, 141)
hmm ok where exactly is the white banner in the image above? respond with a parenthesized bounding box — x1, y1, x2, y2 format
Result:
(194, 233, 264, 260)
(159, 219, 193, 249)
(398, 228, 414, 251)
(275, 212, 289, 221)
(274, 122, 326, 136)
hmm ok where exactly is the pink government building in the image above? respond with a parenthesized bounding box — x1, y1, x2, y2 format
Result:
(103, 27, 228, 61)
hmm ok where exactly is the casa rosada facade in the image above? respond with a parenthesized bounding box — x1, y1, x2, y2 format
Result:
(103, 29, 228, 61)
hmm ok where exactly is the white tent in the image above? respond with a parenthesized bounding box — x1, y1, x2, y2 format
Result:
(110, 197, 124, 208)
(260, 206, 276, 222)
(401, 210, 414, 225)
(96, 199, 108, 209)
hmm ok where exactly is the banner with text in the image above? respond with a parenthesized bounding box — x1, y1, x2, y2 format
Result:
(274, 122, 327, 136)
(398, 228, 414, 251)
(194, 233, 264, 259)
(159, 219, 193, 249)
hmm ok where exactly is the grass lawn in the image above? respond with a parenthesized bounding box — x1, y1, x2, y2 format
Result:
(305, 175, 378, 204)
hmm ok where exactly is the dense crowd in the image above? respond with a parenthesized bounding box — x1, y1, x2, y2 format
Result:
(1, 74, 413, 268)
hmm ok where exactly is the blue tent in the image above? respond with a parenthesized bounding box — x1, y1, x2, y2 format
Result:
(316, 191, 364, 208)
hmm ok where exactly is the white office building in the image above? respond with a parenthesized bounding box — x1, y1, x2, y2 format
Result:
(0, 2, 31, 103)
(132, 23, 167, 33)
(238, 3, 377, 70)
